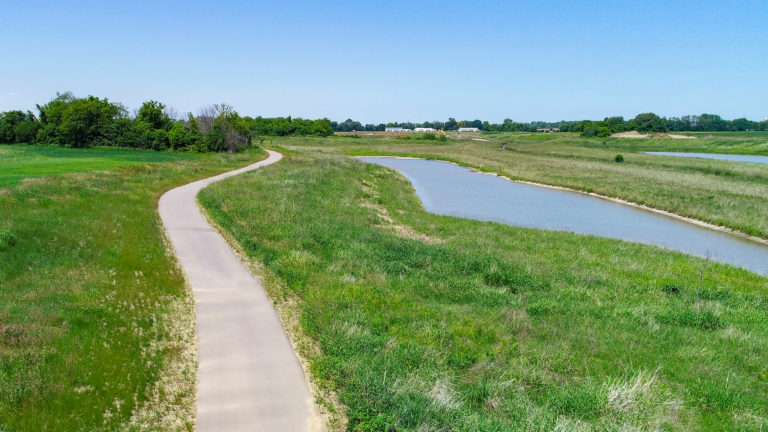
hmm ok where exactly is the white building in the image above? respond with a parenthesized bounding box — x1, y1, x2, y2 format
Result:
(458, 127, 480, 132)
(385, 127, 404, 132)
(414, 127, 436, 132)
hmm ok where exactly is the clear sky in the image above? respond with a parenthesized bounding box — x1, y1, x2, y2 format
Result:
(1, 0, 766, 123)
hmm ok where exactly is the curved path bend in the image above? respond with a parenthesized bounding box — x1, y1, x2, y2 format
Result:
(159, 150, 313, 431)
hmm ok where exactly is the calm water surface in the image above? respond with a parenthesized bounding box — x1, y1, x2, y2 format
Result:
(360, 157, 768, 277)
(646, 152, 768, 165)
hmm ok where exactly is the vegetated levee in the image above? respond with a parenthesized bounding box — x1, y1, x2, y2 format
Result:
(0, 144, 261, 430)
(646, 152, 768, 165)
(199, 149, 768, 431)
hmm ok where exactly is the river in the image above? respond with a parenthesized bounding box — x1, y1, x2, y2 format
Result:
(359, 157, 768, 277)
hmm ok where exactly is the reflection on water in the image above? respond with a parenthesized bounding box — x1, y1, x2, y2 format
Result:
(646, 152, 768, 165)
(360, 157, 768, 277)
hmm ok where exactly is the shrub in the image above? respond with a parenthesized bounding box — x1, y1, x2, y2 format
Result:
(150, 129, 169, 151)
(420, 132, 437, 140)
(661, 284, 680, 294)
(526, 301, 553, 316)
(596, 126, 612, 138)
(615, 154, 624, 163)
(203, 128, 226, 152)
(447, 350, 477, 368)
(0, 230, 17, 251)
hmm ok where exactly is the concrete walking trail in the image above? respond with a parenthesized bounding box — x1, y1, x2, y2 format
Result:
(159, 150, 314, 431)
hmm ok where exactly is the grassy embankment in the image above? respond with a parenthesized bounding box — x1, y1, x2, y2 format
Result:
(0, 145, 263, 430)
(200, 147, 768, 431)
(282, 133, 768, 239)
(679, 131, 768, 140)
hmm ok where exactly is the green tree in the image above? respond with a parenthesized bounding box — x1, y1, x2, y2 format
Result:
(37, 92, 75, 128)
(14, 119, 40, 143)
(150, 129, 169, 150)
(730, 118, 755, 131)
(168, 122, 200, 150)
(137, 100, 172, 131)
(203, 128, 226, 152)
(58, 96, 124, 147)
(603, 116, 627, 132)
(695, 114, 728, 131)
(632, 113, 667, 133)
(0, 110, 30, 143)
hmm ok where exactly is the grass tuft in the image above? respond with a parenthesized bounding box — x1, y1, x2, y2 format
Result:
(0, 229, 16, 250)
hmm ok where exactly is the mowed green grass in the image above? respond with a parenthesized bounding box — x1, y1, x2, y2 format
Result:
(0, 145, 263, 430)
(0, 145, 197, 188)
(280, 133, 768, 238)
(200, 150, 768, 431)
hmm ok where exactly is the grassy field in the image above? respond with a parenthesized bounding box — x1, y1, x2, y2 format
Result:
(0, 145, 197, 188)
(199, 148, 768, 431)
(0, 145, 263, 430)
(679, 131, 768, 140)
(281, 133, 768, 239)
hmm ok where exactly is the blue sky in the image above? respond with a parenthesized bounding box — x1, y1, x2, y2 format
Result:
(1, 0, 766, 123)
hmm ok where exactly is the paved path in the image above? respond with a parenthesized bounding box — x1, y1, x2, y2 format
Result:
(159, 150, 314, 432)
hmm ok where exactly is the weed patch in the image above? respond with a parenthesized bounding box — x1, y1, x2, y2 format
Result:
(0, 230, 16, 251)
(658, 308, 724, 330)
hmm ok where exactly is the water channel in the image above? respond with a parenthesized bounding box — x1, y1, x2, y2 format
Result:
(359, 157, 768, 277)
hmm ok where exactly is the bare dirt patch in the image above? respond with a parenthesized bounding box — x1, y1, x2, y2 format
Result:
(360, 179, 442, 244)
(612, 131, 694, 139)
(612, 131, 646, 138)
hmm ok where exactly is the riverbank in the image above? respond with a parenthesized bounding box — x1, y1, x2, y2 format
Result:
(280, 133, 768, 239)
(357, 154, 768, 248)
(360, 156, 768, 276)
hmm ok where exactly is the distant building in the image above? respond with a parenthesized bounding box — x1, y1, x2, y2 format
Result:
(458, 127, 480, 132)
(536, 128, 560, 132)
(385, 127, 404, 132)
(414, 127, 436, 132)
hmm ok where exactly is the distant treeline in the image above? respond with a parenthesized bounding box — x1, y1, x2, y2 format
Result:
(0, 92, 333, 152)
(563, 113, 768, 138)
(334, 113, 768, 137)
(332, 118, 560, 132)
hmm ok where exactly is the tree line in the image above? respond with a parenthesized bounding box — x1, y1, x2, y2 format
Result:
(561, 113, 768, 138)
(333, 113, 768, 136)
(0, 92, 333, 152)
(331, 118, 560, 132)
